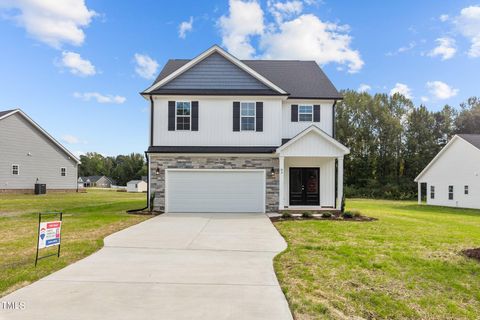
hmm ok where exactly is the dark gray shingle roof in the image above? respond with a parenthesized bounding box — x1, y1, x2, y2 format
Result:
(458, 134, 480, 150)
(149, 59, 342, 99)
(0, 109, 15, 118)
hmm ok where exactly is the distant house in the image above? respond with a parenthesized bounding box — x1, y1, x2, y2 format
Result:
(79, 175, 115, 188)
(415, 134, 480, 209)
(127, 180, 147, 192)
(0, 109, 80, 193)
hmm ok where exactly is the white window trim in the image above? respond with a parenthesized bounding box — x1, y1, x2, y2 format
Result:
(175, 101, 192, 131)
(12, 164, 19, 175)
(61, 167, 67, 177)
(298, 105, 314, 122)
(240, 101, 256, 132)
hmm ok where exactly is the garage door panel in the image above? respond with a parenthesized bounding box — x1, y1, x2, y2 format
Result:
(167, 171, 265, 213)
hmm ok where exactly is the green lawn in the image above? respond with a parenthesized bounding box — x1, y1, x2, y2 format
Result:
(0, 189, 149, 297)
(274, 199, 480, 320)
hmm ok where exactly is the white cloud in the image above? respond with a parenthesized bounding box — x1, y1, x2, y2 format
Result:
(62, 134, 80, 144)
(421, 96, 429, 103)
(390, 83, 412, 99)
(428, 37, 456, 60)
(178, 16, 193, 39)
(218, 0, 363, 73)
(455, 6, 480, 57)
(386, 41, 416, 56)
(426, 81, 458, 100)
(0, 0, 96, 48)
(73, 92, 126, 104)
(439, 14, 449, 22)
(73, 150, 85, 158)
(218, 0, 264, 59)
(268, 0, 303, 23)
(358, 83, 371, 92)
(134, 53, 159, 79)
(59, 51, 96, 76)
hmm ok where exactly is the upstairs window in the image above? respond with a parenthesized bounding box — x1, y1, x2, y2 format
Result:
(298, 105, 313, 122)
(448, 185, 454, 200)
(176, 102, 191, 130)
(465, 185, 469, 195)
(240, 102, 255, 131)
(430, 186, 435, 199)
(61, 167, 66, 176)
(12, 164, 19, 175)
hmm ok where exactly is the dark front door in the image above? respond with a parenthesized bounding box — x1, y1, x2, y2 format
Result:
(289, 168, 320, 206)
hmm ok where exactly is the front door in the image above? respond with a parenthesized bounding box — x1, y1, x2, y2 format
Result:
(289, 168, 320, 206)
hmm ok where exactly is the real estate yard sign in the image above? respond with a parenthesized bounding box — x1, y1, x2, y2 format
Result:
(35, 212, 62, 266)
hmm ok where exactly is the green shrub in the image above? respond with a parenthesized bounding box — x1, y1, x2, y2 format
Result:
(343, 211, 353, 219)
(302, 211, 313, 218)
(322, 212, 332, 218)
(351, 210, 362, 218)
(281, 211, 292, 218)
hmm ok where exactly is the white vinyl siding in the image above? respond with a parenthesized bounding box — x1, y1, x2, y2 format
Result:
(166, 170, 265, 213)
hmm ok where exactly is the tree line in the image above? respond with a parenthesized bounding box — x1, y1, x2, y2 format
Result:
(336, 91, 480, 199)
(78, 153, 147, 186)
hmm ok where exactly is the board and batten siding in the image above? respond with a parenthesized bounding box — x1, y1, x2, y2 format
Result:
(283, 157, 336, 208)
(153, 96, 282, 146)
(0, 113, 78, 190)
(418, 138, 480, 209)
(282, 100, 334, 138)
(161, 53, 270, 90)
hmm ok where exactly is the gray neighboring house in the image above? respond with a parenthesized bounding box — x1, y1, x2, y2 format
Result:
(78, 175, 115, 188)
(0, 109, 80, 193)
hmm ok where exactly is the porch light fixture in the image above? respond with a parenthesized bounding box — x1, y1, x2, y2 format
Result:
(155, 167, 160, 175)
(270, 168, 275, 177)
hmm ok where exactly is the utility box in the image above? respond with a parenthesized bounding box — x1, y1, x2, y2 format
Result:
(34, 183, 46, 195)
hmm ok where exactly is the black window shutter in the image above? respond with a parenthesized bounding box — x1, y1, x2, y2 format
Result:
(314, 105, 321, 122)
(191, 101, 199, 131)
(256, 102, 263, 132)
(233, 102, 240, 131)
(168, 101, 176, 131)
(291, 105, 298, 122)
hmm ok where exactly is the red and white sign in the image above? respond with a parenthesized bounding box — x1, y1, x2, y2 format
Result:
(38, 221, 62, 249)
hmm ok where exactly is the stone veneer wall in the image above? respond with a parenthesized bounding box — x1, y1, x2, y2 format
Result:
(149, 155, 279, 212)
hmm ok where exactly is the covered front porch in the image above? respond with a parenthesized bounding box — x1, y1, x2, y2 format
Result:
(276, 126, 350, 211)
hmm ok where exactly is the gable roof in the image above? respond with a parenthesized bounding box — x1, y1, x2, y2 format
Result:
(414, 134, 480, 182)
(458, 134, 480, 150)
(276, 125, 350, 155)
(0, 109, 80, 164)
(142, 45, 342, 99)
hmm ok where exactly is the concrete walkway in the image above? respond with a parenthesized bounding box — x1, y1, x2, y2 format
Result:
(1, 213, 292, 320)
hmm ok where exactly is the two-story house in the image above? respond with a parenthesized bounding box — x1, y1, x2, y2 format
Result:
(141, 45, 349, 213)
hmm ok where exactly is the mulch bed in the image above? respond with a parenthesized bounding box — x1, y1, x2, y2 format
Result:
(270, 214, 377, 222)
(462, 248, 480, 262)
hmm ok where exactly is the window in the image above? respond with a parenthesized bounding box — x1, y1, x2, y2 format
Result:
(176, 102, 191, 130)
(240, 102, 255, 131)
(448, 185, 454, 200)
(465, 185, 469, 195)
(61, 167, 66, 176)
(298, 105, 313, 122)
(12, 164, 19, 175)
(430, 186, 435, 199)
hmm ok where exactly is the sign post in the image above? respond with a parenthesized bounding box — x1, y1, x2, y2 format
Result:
(35, 212, 62, 266)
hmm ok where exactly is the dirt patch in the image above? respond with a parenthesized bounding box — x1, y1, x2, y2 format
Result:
(270, 214, 377, 223)
(462, 248, 480, 262)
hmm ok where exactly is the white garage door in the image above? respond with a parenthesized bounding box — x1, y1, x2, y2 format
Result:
(166, 170, 265, 213)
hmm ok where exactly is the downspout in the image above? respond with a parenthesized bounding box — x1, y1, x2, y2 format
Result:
(332, 99, 337, 139)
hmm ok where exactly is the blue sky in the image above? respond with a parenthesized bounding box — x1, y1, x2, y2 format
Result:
(1, 0, 479, 156)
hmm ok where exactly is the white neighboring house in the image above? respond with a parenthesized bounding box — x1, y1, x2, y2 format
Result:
(141, 45, 349, 213)
(415, 134, 480, 209)
(127, 180, 147, 192)
(0, 109, 80, 193)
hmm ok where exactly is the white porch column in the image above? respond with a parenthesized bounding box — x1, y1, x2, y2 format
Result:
(418, 182, 421, 204)
(279, 156, 285, 210)
(336, 157, 344, 210)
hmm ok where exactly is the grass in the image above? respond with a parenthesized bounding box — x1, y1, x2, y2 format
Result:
(274, 199, 480, 320)
(0, 189, 149, 297)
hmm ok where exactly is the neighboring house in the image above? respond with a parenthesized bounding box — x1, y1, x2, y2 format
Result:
(0, 109, 80, 193)
(127, 180, 148, 192)
(415, 134, 480, 209)
(79, 175, 115, 188)
(141, 45, 349, 213)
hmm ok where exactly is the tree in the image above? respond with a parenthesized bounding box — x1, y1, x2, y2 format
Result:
(455, 97, 480, 134)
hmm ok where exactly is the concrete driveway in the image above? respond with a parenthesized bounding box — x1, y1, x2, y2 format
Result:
(1, 213, 292, 320)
